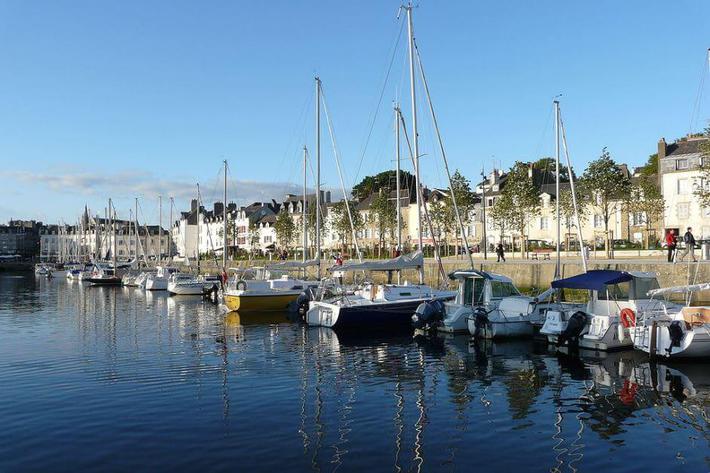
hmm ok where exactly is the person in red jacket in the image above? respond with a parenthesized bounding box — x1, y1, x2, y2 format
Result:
(665, 230, 677, 263)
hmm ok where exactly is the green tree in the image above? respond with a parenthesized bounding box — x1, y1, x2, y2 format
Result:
(555, 187, 588, 248)
(305, 203, 327, 256)
(428, 198, 451, 255)
(352, 170, 416, 201)
(330, 200, 363, 253)
(490, 162, 540, 257)
(533, 157, 571, 182)
(581, 148, 631, 256)
(274, 210, 296, 250)
(445, 170, 476, 254)
(625, 176, 665, 249)
(693, 130, 710, 208)
(370, 191, 397, 257)
(639, 153, 658, 177)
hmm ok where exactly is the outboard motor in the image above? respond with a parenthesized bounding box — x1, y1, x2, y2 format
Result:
(411, 300, 446, 331)
(296, 290, 313, 321)
(666, 321, 684, 355)
(472, 306, 490, 338)
(204, 284, 219, 304)
(557, 311, 588, 347)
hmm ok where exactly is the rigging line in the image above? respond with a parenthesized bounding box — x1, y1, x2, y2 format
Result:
(399, 110, 448, 286)
(353, 16, 406, 184)
(414, 40, 474, 268)
(319, 85, 362, 260)
(689, 51, 709, 134)
(279, 91, 314, 183)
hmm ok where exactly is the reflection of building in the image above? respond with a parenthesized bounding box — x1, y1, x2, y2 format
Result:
(658, 135, 710, 239)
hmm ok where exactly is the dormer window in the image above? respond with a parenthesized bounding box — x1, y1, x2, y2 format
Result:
(676, 158, 689, 170)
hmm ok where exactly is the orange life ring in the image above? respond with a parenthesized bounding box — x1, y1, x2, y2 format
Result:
(620, 308, 636, 328)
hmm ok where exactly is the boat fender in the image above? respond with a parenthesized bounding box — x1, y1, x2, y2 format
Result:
(557, 311, 587, 347)
(666, 321, 684, 355)
(236, 280, 247, 291)
(620, 308, 636, 328)
(411, 300, 446, 330)
(472, 306, 490, 338)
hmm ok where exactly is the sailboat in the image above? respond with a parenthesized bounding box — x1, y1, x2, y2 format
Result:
(305, 7, 457, 330)
(83, 199, 123, 285)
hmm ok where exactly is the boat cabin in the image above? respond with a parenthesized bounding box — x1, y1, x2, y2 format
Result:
(156, 266, 179, 278)
(449, 270, 521, 307)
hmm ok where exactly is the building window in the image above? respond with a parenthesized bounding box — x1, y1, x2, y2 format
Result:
(677, 178, 690, 195)
(593, 214, 603, 228)
(631, 212, 645, 226)
(677, 203, 690, 220)
(263, 235, 272, 243)
(676, 158, 689, 170)
(539, 217, 549, 230)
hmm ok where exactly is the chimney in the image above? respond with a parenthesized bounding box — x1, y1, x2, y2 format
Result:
(488, 169, 498, 186)
(325, 191, 331, 203)
(657, 137, 667, 188)
(191, 199, 198, 213)
(214, 201, 224, 217)
(528, 162, 533, 179)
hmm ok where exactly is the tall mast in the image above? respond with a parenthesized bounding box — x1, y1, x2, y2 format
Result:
(223, 160, 228, 269)
(315, 77, 322, 280)
(158, 195, 162, 265)
(196, 184, 201, 273)
(110, 198, 116, 270)
(406, 4, 424, 283)
(395, 105, 402, 254)
(169, 197, 174, 262)
(135, 198, 140, 266)
(302, 146, 308, 262)
(554, 99, 561, 279)
(481, 166, 488, 260)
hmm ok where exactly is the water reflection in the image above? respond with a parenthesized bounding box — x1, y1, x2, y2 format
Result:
(0, 277, 709, 472)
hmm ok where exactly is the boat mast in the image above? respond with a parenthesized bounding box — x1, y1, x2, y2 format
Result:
(196, 184, 201, 273)
(554, 99, 561, 279)
(395, 105, 402, 284)
(110, 198, 116, 271)
(315, 77, 322, 280)
(395, 105, 402, 254)
(158, 195, 162, 265)
(170, 197, 174, 262)
(406, 4, 424, 283)
(135, 198, 140, 266)
(302, 146, 308, 262)
(223, 160, 228, 269)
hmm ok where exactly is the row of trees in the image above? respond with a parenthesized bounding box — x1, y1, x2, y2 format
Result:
(489, 149, 666, 257)
(272, 138, 706, 257)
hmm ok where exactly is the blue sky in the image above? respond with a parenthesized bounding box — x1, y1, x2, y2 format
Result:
(1, 0, 709, 225)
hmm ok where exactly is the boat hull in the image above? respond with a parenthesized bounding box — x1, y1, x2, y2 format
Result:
(307, 298, 431, 330)
(223, 293, 299, 312)
(168, 283, 208, 296)
(83, 277, 122, 286)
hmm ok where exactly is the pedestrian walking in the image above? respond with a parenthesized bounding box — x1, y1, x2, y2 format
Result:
(665, 230, 677, 263)
(678, 227, 698, 262)
(496, 243, 506, 263)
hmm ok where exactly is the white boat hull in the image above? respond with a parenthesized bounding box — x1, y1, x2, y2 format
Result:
(631, 324, 710, 359)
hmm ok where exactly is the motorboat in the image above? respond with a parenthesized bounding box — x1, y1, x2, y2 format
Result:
(305, 252, 456, 330)
(167, 273, 222, 296)
(145, 266, 179, 291)
(540, 270, 680, 351)
(223, 262, 319, 312)
(630, 283, 710, 359)
(411, 269, 567, 338)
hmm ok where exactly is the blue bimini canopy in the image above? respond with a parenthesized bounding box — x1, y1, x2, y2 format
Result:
(551, 270, 633, 292)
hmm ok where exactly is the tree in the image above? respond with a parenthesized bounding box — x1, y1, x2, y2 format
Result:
(625, 176, 665, 249)
(248, 220, 260, 258)
(274, 211, 296, 250)
(581, 148, 631, 256)
(330, 200, 363, 254)
(445, 170, 476, 254)
(693, 129, 710, 208)
(555, 187, 589, 248)
(370, 191, 397, 257)
(533, 157, 571, 182)
(428, 198, 451, 255)
(489, 162, 540, 257)
(305, 203, 327, 256)
(639, 153, 658, 177)
(352, 170, 416, 201)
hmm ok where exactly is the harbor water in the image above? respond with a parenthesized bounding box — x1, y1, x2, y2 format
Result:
(1, 272, 708, 472)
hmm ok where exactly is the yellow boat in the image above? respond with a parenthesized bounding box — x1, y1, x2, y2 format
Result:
(223, 291, 301, 312)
